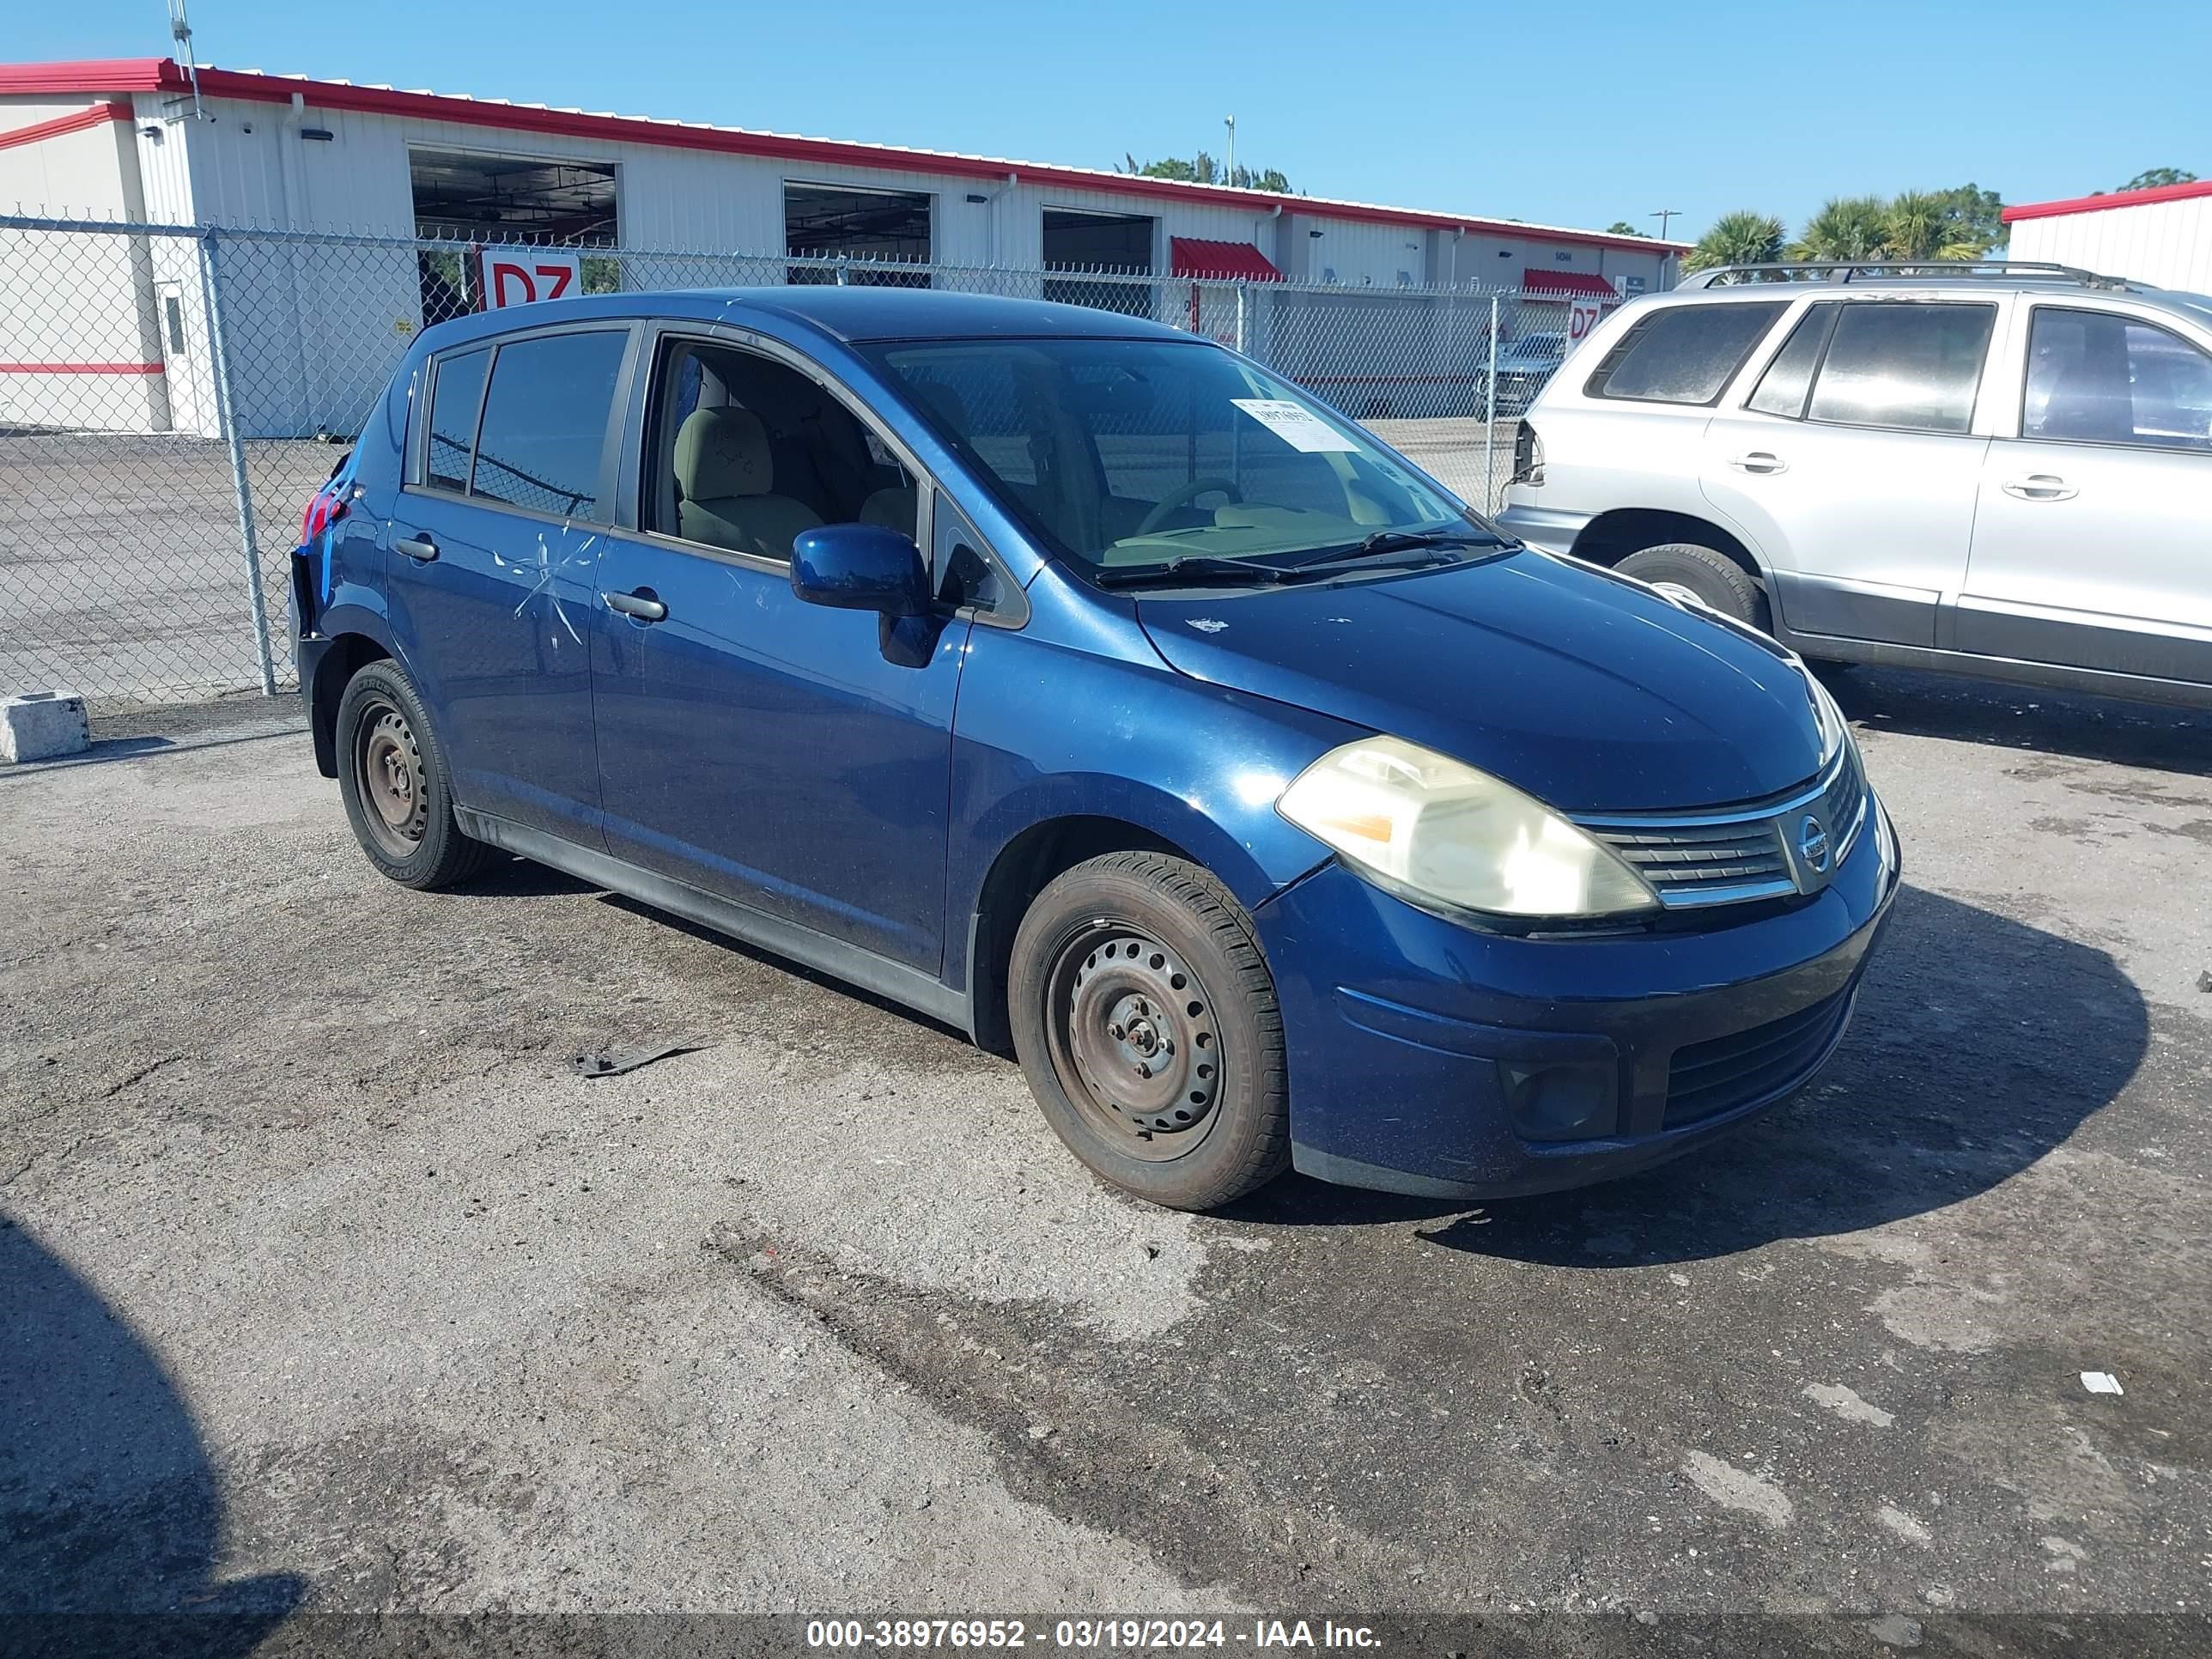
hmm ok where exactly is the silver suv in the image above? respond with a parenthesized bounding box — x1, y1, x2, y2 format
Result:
(1497, 262, 2212, 708)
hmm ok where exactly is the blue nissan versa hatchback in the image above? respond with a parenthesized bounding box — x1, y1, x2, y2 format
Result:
(294, 288, 1899, 1212)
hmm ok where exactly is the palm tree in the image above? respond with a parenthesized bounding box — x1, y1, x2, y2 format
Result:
(1789, 197, 1890, 262)
(1683, 211, 1787, 273)
(1883, 191, 1983, 263)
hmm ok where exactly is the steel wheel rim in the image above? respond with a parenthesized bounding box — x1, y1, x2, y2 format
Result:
(1650, 580, 1713, 611)
(1043, 921, 1224, 1164)
(355, 698, 428, 858)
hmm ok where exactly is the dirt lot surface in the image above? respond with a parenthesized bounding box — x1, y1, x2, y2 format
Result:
(3, 668, 2209, 1653)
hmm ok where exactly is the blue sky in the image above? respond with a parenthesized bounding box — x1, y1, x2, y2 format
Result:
(14, 0, 2207, 241)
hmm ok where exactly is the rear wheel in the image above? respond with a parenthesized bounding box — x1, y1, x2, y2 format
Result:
(1617, 542, 1771, 633)
(1009, 852, 1290, 1212)
(335, 659, 492, 890)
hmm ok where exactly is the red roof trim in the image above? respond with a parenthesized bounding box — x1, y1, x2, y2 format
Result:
(1170, 237, 1282, 281)
(0, 100, 132, 150)
(2003, 178, 2212, 222)
(1522, 268, 1620, 299)
(0, 57, 1687, 254)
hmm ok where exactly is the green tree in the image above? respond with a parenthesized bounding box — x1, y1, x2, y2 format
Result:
(1605, 221, 1650, 237)
(1122, 152, 1290, 192)
(1882, 191, 1983, 262)
(1790, 196, 1890, 260)
(1929, 184, 2006, 256)
(1682, 210, 1786, 272)
(2118, 167, 2197, 191)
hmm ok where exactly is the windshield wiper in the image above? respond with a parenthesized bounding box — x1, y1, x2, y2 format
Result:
(1285, 528, 1516, 569)
(1091, 556, 1297, 589)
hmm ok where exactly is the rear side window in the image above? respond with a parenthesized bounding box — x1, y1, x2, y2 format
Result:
(424, 347, 489, 492)
(1804, 302, 1994, 434)
(468, 331, 631, 520)
(1584, 302, 1786, 405)
(2023, 307, 2212, 452)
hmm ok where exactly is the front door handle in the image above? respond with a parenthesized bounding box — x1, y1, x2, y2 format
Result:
(1729, 451, 1787, 475)
(602, 587, 667, 623)
(393, 534, 439, 562)
(2002, 474, 2078, 501)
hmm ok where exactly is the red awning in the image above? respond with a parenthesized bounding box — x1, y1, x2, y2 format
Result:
(1522, 269, 1622, 300)
(1170, 237, 1283, 281)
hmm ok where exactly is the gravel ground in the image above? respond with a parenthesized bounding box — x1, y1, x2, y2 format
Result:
(2, 666, 2208, 1653)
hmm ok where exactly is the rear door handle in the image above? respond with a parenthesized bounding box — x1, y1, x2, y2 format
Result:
(1729, 451, 1787, 474)
(2002, 474, 2077, 501)
(393, 534, 439, 562)
(602, 587, 667, 623)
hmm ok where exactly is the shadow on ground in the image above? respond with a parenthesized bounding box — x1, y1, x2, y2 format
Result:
(1229, 884, 2146, 1265)
(1824, 664, 2212, 778)
(0, 1218, 303, 1649)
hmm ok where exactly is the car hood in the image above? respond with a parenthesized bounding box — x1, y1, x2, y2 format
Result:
(1135, 551, 1825, 813)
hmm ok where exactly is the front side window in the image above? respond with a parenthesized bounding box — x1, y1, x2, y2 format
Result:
(424, 346, 490, 492)
(1804, 301, 1995, 434)
(2023, 307, 2212, 452)
(1746, 303, 1837, 419)
(469, 331, 629, 520)
(1583, 302, 1787, 406)
(647, 339, 918, 562)
(863, 337, 1469, 577)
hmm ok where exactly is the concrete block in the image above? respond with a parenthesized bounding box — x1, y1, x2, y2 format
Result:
(1, 690, 91, 763)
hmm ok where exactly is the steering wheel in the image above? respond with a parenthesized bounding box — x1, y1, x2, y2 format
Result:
(1135, 477, 1243, 536)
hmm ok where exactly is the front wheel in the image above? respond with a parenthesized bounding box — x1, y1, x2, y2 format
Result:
(1617, 542, 1771, 634)
(1008, 852, 1290, 1212)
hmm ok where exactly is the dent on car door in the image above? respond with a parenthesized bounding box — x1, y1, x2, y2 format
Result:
(588, 331, 973, 972)
(385, 327, 633, 842)
(1960, 305, 2212, 684)
(1701, 299, 1997, 647)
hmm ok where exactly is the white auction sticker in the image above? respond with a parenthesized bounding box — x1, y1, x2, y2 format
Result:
(1231, 398, 1360, 453)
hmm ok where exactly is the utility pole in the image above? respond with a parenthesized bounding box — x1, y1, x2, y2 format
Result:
(1224, 115, 1236, 188)
(1650, 207, 1682, 240)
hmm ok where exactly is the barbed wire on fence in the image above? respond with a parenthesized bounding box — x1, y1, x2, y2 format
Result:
(2, 215, 1614, 705)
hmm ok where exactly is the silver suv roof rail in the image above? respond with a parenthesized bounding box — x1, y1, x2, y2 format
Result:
(1676, 260, 2142, 293)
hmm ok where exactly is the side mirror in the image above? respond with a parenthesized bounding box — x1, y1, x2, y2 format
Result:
(789, 524, 932, 617)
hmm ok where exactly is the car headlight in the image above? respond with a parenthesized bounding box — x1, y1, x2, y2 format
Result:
(1277, 736, 1659, 921)
(1805, 668, 1850, 767)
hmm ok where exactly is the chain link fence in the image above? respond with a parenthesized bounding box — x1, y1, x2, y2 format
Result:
(1, 216, 1613, 705)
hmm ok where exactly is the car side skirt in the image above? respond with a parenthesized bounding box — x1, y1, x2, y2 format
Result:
(454, 809, 975, 1038)
(1766, 624, 2212, 710)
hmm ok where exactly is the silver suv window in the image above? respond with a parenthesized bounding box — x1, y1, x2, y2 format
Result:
(1802, 301, 1995, 434)
(1583, 303, 1787, 406)
(2024, 307, 2212, 452)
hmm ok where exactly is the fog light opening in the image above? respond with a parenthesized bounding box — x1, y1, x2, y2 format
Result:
(1504, 1060, 1620, 1142)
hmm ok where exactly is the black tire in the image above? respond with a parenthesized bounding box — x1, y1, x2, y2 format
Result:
(1617, 542, 1771, 633)
(1008, 852, 1290, 1212)
(334, 659, 493, 890)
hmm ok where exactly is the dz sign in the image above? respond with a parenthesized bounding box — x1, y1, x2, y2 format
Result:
(477, 247, 584, 310)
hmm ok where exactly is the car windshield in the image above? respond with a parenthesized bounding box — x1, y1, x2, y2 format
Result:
(863, 336, 1489, 579)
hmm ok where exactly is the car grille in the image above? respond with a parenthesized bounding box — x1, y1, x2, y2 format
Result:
(1665, 990, 1853, 1127)
(1577, 744, 1868, 910)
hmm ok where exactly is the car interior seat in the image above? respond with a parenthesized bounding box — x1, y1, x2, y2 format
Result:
(672, 407, 825, 561)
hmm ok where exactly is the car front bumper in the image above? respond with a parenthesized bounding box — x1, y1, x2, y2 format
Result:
(1493, 502, 1591, 557)
(1254, 796, 1901, 1199)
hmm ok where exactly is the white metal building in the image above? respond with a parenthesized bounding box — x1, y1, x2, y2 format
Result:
(2003, 179, 2212, 293)
(1, 55, 1683, 437)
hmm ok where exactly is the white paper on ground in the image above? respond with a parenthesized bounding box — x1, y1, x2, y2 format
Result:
(2080, 1370, 2124, 1395)
(1231, 398, 1360, 453)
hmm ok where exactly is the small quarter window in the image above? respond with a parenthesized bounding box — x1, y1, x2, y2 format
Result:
(1583, 302, 1787, 406)
(1746, 304, 1838, 419)
(424, 347, 490, 493)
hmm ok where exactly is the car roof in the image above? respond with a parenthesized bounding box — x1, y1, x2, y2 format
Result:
(414, 286, 1200, 355)
(1644, 275, 2212, 329)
